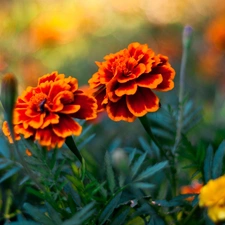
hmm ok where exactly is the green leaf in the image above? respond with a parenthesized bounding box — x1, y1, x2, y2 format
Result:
(148, 215, 165, 225)
(0, 161, 12, 170)
(204, 145, 214, 183)
(135, 161, 168, 182)
(111, 207, 130, 225)
(8, 222, 40, 225)
(78, 133, 96, 149)
(131, 153, 147, 178)
(105, 151, 115, 194)
(133, 182, 155, 189)
(98, 192, 122, 225)
(212, 140, 225, 179)
(65, 136, 82, 163)
(128, 148, 137, 166)
(23, 203, 55, 225)
(46, 202, 62, 225)
(62, 202, 96, 225)
(0, 166, 21, 183)
(0, 137, 10, 158)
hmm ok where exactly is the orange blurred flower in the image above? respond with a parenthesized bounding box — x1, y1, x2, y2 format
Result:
(199, 176, 225, 222)
(88, 42, 175, 122)
(2, 121, 20, 143)
(3, 71, 97, 150)
(25, 149, 32, 157)
(206, 15, 225, 51)
(180, 181, 203, 201)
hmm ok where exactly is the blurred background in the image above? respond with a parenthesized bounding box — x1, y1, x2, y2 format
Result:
(1, 0, 225, 160)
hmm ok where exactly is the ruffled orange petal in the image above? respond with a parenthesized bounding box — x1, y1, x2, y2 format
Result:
(136, 74, 163, 88)
(53, 115, 82, 138)
(154, 66, 175, 91)
(48, 81, 70, 102)
(107, 78, 121, 102)
(93, 87, 107, 111)
(51, 91, 74, 112)
(65, 76, 78, 92)
(15, 124, 33, 138)
(72, 94, 98, 120)
(117, 73, 136, 84)
(35, 128, 54, 147)
(60, 105, 80, 114)
(126, 88, 159, 117)
(88, 72, 101, 89)
(26, 112, 45, 129)
(106, 97, 135, 122)
(40, 113, 60, 129)
(115, 80, 137, 97)
(19, 87, 33, 103)
(38, 71, 58, 85)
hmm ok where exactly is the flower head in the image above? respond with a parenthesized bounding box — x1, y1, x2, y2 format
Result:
(88, 42, 175, 122)
(3, 71, 97, 149)
(199, 175, 225, 222)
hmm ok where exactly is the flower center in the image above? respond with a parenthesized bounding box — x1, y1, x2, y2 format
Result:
(113, 57, 130, 76)
(30, 93, 48, 112)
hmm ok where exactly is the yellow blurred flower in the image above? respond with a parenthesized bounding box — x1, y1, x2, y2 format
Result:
(199, 176, 225, 222)
(29, 3, 82, 47)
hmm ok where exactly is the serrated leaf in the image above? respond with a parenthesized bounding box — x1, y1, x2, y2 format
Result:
(98, 192, 122, 225)
(135, 161, 168, 182)
(23, 203, 55, 225)
(212, 140, 225, 179)
(62, 202, 96, 225)
(0, 166, 21, 183)
(111, 208, 130, 225)
(105, 151, 115, 194)
(204, 145, 214, 183)
(131, 153, 147, 178)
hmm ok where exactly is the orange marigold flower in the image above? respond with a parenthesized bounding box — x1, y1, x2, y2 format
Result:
(206, 15, 225, 51)
(199, 176, 225, 222)
(180, 181, 203, 201)
(88, 42, 175, 122)
(6, 71, 97, 150)
(2, 121, 20, 143)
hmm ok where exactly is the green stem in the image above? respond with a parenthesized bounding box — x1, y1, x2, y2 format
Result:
(139, 116, 168, 160)
(173, 26, 192, 154)
(139, 116, 177, 197)
(182, 204, 198, 225)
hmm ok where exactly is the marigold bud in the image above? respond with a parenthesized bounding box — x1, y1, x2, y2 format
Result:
(182, 25, 193, 49)
(1, 73, 17, 119)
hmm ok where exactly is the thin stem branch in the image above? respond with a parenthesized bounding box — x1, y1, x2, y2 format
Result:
(173, 26, 192, 154)
(182, 204, 198, 225)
